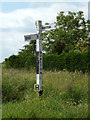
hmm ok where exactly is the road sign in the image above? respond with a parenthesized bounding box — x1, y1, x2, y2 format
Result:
(34, 84, 40, 91)
(42, 23, 56, 31)
(24, 34, 38, 41)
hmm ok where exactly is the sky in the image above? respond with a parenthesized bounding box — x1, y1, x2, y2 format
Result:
(0, 0, 89, 63)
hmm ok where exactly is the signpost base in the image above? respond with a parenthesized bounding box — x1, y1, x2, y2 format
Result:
(38, 90, 43, 96)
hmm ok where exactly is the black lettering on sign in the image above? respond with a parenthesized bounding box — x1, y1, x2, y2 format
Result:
(36, 52, 42, 74)
(42, 26, 51, 29)
(24, 36, 27, 41)
(25, 36, 31, 41)
(28, 36, 31, 39)
(48, 26, 51, 28)
(36, 52, 39, 74)
(40, 52, 42, 74)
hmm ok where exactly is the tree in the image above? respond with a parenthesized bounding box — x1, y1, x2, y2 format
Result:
(42, 11, 88, 54)
(75, 38, 88, 52)
(18, 40, 36, 56)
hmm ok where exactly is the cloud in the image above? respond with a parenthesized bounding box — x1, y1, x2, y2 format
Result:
(1, 31, 26, 61)
(88, 1, 90, 19)
(0, 2, 88, 32)
(0, 2, 88, 62)
(1, 0, 89, 2)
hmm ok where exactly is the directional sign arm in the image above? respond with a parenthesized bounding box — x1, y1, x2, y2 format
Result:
(42, 23, 57, 31)
(42, 25, 51, 29)
(24, 34, 38, 41)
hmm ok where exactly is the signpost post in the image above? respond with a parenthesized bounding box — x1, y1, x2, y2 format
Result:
(24, 20, 56, 96)
(35, 20, 43, 96)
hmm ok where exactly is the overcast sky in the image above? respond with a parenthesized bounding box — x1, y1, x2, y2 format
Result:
(0, 0, 89, 63)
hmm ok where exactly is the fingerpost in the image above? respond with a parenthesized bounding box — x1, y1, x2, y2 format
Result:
(24, 20, 56, 96)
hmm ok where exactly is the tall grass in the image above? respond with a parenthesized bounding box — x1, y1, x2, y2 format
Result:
(0, 64, 2, 120)
(2, 68, 88, 118)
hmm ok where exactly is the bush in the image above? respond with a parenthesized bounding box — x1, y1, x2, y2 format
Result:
(25, 55, 36, 70)
(2, 73, 35, 103)
(4, 55, 20, 68)
(4, 51, 89, 73)
(80, 51, 89, 73)
(66, 50, 81, 72)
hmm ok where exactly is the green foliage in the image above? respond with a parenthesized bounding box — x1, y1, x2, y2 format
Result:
(43, 50, 89, 73)
(4, 55, 20, 68)
(19, 40, 36, 55)
(2, 69, 36, 103)
(42, 11, 88, 54)
(4, 50, 89, 73)
(75, 38, 88, 52)
(2, 69, 88, 118)
(66, 50, 81, 72)
(43, 52, 67, 71)
(25, 55, 36, 70)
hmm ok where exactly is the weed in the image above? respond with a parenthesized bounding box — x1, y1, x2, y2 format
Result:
(2, 68, 88, 118)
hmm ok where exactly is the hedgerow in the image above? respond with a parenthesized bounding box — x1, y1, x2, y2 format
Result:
(4, 50, 89, 73)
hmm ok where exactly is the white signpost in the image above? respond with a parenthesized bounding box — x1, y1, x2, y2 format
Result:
(24, 20, 56, 96)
